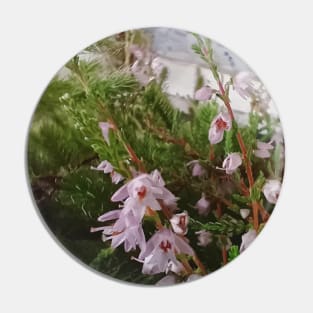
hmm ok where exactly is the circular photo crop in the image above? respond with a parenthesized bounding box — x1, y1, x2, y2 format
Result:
(27, 27, 284, 286)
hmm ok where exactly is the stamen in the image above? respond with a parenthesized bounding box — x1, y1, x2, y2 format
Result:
(159, 240, 172, 252)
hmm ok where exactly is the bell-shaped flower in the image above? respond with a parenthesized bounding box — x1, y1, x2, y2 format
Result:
(155, 274, 178, 286)
(254, 140, 274, 159)
(232, 71, 257, 100)
(222, 153, 242, 174)
(194, 86, 213, 101)
(186, 274, 202, 282)
(240, 208, 250, 219)
(262, 179, 281, 204)
(138, 228, 194, 275)
(91, 160, 113, 174)
(208, 112, 232, 144)
(99, 121, 114, 144)
(90, 208, 146, 252)
(187, 160, 206, 177)
(195, 230, 212, 247)
(240, 229, 257, 253)
(195, 193, 210, 216)
(170, 211, 189, 235)
(91, 160, 124, 184)
(111, 170, 177, 219)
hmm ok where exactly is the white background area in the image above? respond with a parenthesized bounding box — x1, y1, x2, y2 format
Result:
(1, 1, 312, 312)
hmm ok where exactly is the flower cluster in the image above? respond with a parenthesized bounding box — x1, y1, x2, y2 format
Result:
(91, 169, 195, 276)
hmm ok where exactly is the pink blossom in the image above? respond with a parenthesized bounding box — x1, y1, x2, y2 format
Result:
(111, 172, 124, 184)
(99, 122, 114, 144)
(151, 57, 164, 77)
(194, 86, 213, 101)
(91, 160, 124, 185)
(262, 179, 281, 204)
(208, 112, 232, 144)
(254, 140, 274, 159)
(91, 208, 146, 252)
(91, 160, 113, 174)
(170, 211, 189, 235)
(240, 229, 257, 253)
(222, 153, 242, 174)
(240, 209, 250, 219)
(195, 193, 210, 216)
(195, 230, 212, 247)
(138, 228, 194, 275)
(186, 274, 202, 282)
(130, 46, 164, 85)
(111, 170, 177, 220)
(155, 274, 178, 286)
(232, 71, 257, 100)
(187, 160, 206, 177)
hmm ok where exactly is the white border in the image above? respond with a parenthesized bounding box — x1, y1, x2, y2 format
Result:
(1, 1, 312, 312)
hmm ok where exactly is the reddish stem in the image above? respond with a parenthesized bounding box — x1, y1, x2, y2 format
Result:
(218, 79, 259, 230)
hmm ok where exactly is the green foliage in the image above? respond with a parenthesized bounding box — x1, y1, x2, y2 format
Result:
(27, 30, 283, 284)
(228, 245, 240, 262)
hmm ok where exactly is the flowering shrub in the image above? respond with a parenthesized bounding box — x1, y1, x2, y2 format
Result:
(27, 28, 284, 285)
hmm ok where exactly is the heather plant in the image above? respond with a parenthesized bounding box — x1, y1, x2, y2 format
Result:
(27, 28, 284, 285)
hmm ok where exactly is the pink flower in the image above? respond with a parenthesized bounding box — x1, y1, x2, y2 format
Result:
(195, 230, 212, 247)
(262, 179, 281, 204)
(240, 209, 250, 219)
(187, 160, 206, 177)
(222, 153, 242, 174)
(111, 170, 177, 220)
(99, 122, 114, 144)
(91, 208, 146, 252)
(111, 172, 124, 184)
(138, 228, 194, 275)
(208, 112, 232, 144)
(91, 160, 124, 184)
(240, 229, 257, 253)
(170, 211, 189, 235)
(151, 57, 164, 77)
(186, 274, 202, 282)
(155, 274, 178, 286)
(194, 86, 213, 101)
(232, 71, 257, 100)
(91, 160, 113, 173)
(195, 193, 210, 216)
(130, 45, 164, 85)
(254, 140, 274, 159)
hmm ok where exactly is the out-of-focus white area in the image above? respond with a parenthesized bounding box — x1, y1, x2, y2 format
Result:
(145, 28, 278, 118)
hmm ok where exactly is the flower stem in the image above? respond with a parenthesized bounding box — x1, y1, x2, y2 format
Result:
(217, 79, 259, 230)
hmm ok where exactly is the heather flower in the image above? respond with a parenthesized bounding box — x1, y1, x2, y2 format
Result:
(99, 121, 114, 144)
(232, 71, 257, 100)
(194, 86, 213, 101)
(240, 209, 250, 219)
(187, 160, 206, 177)
(170, 211, 189, 235)
(208, 112, 232, 144)
(130, 45, 164, 85)
(138, 228, 194, 275)
(186, 274, 202, 282)
(90, 208, 146, 252)
(254, 140, 274, 159)
(222, 153, 242, 174)
(195, 193, 210, 216)
(262, 179, 281, 204)
(111, 170, 177, 220)
(91, 160, 113, 174)
(195, 230, 212, 247)
(91, 160, 124, 184)
(240, 229, 257, 253)
(151, 57, 164, 77)
(155, 274, 178, 286)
